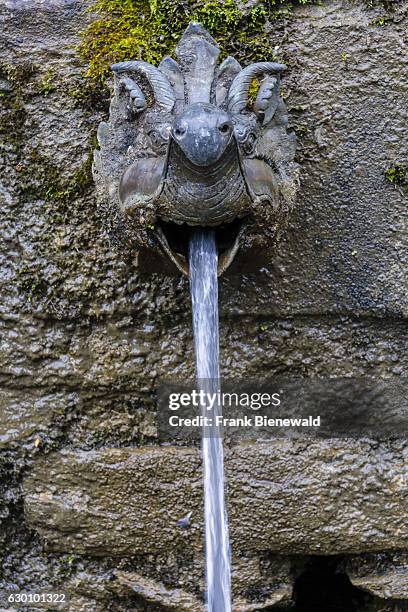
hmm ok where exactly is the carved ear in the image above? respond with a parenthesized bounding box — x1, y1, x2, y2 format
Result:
(254, 77, 280, 126)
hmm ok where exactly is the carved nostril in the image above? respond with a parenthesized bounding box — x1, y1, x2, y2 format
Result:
(174, 125, 187, 138)
(218, 123, 231, 134)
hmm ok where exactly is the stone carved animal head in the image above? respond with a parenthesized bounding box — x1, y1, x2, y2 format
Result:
(93, 23, 298, 275)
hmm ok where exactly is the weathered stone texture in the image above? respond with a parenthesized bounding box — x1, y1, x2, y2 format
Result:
(24, 440, 408, 556)
(223, 1, 408, 319)
(0, 0, 408, 609)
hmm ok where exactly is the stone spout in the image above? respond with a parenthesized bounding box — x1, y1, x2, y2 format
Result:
(93, 23, 299, 275)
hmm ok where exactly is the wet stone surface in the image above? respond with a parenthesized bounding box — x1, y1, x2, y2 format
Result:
(0, 0, 408, 609)
(23, 441, 408, 557)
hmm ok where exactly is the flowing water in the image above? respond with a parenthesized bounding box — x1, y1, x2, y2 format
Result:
(189, 229, 232, 612)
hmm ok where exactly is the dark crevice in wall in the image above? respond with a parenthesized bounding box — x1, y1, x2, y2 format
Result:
(291, 556, 376, 612)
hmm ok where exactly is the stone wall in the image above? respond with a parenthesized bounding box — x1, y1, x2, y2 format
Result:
(0, 0, 407, 610)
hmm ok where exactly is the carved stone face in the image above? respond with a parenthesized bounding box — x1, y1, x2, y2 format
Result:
(171, 103, 233, 167)
(93, 23, 299, 275)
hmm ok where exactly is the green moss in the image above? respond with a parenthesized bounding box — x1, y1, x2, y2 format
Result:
(0, 60, 111, 317)
(37, 69, 57, 96)
(79, 0, 401, 100)
(14, 147, 96, 307)
(385, 164, 407, 189)
(15, 266, 50, 302)
(0, 99, 27, 147)
(364, 0, 398, 9)
(0, 61, 36, 87)
(0, 61, 37, 147)
(47, 152, 94, 204)
(294, 123, 307, 137)
(0, 58, 94, 205)
(371, 14, 392, 25)
(16, 148, 93, 205)
(67, 77, 109, 112)
(79, 0, 315, 83)
(55, 554, 80, 580)
(248, 78, 260, 107)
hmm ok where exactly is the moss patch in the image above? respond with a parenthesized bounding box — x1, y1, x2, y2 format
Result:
(0, 60, 104, 316)
(0, 61, 37, 148)
(13, 146, 96, 308)
(385, 164, 408, 192)
(385, 164, 406, 185)
(79, 0, 314, 82)
(17, 151, 88, 204)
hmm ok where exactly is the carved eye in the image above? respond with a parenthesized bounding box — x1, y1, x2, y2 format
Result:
(150, 131, 161, 146)
(218, 123, 231, 134)
(242, 132, 256, 155)
(148, 125, 171, 151)
(149, 130, 167, 152)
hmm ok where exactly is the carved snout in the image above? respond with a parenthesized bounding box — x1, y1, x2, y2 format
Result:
(171, 103, 233, 167)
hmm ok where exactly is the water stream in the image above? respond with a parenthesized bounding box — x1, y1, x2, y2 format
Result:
(189, 229, 232, 612)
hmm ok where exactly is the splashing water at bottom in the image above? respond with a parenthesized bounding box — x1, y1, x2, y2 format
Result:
(189, 229, 231, 612)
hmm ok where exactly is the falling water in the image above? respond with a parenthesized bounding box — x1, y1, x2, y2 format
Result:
(189, 229, 232, 612)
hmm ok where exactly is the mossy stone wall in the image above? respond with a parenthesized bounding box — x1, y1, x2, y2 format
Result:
(0, 0, 407, 609)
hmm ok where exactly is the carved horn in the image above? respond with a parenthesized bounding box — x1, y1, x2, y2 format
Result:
(111, 61, 176, 112)
(227, 62, 286, 114)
